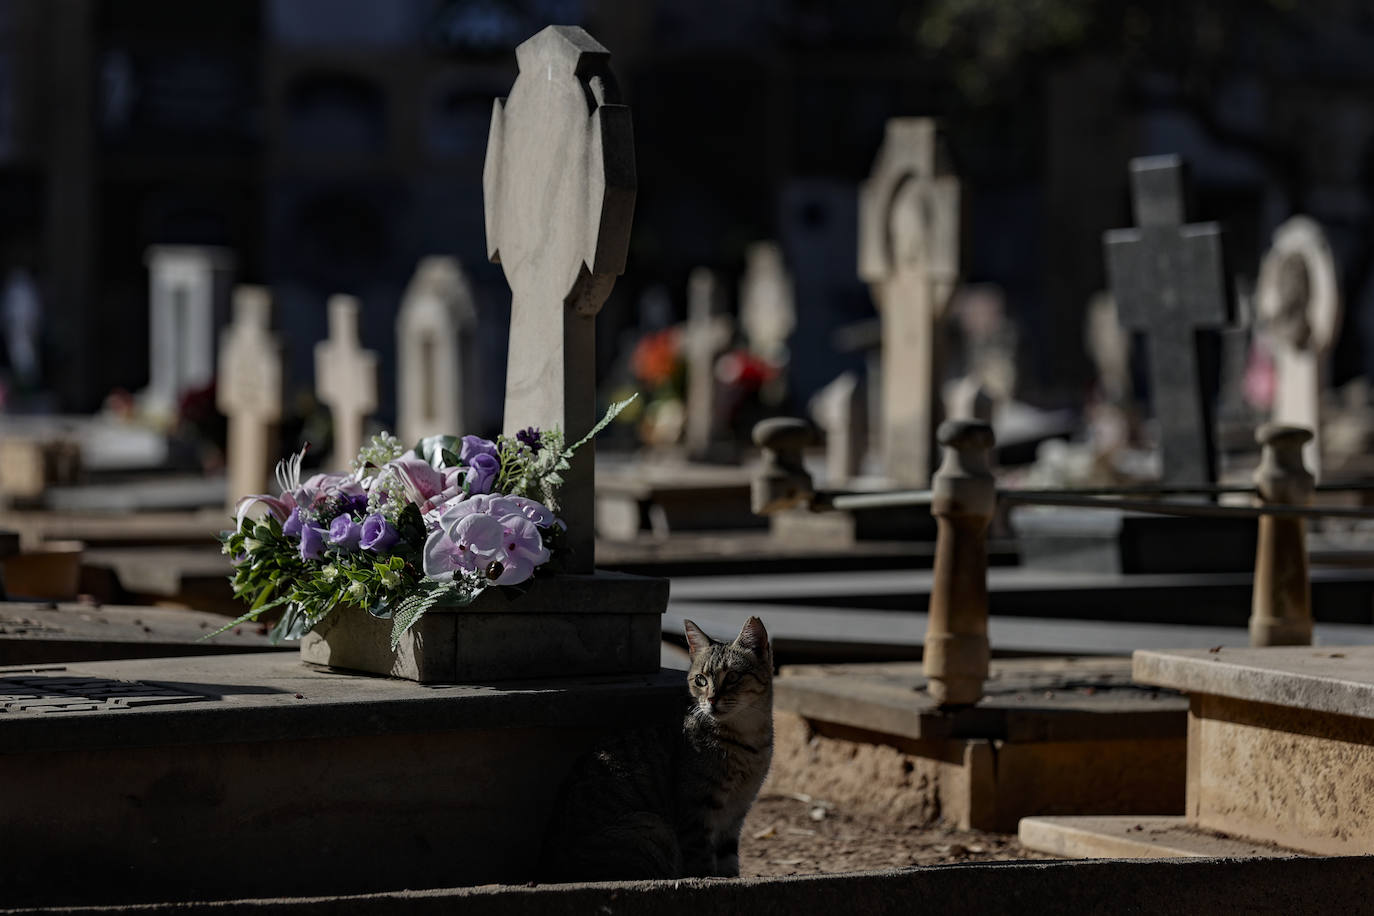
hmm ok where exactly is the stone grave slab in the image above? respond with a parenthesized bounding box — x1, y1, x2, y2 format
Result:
(595, 455, 763, 539)
(79, 546, 238, 614)
(1019, 815, 1298, 860)
(763, 656, 1186, 832)
(1010, 506, 1257, 574)
(0, 653, 684, 907)
(0, 508, 223, 549)
(1024, 645, 1374, 859)
(0, 601, 283, 664)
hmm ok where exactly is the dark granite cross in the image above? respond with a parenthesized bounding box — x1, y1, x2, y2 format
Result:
(1104, 155, 1230, 485)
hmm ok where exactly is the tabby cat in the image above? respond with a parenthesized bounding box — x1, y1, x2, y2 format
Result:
(539, 616, 774, 881)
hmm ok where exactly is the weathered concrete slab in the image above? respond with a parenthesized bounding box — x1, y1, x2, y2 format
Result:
(0, 601, 283, 664)
(44, 475, 226, 513)
(596, 459, 763, 538)
(7, 850, 1369, 915)
(0, 654, 684, 906)
(1019, 815, 1300, 860)
(763, 659, 1186, 832)
(300, 571, 668, 683)
(0, 508, 224, 549)
(1136, 645, 1374, 856)
(1134, 644, 1374, 718)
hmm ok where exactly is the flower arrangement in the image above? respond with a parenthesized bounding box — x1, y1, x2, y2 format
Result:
(215, 398, 634, 650)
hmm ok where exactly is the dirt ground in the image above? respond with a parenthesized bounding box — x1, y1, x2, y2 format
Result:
(738, 711, 1050, 876)
(740, 792, 1046, 877)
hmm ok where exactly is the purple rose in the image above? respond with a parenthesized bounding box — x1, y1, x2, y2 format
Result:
(465, 452, 500, 495)
(299, 524, 328, 561)
(328, 514, 362, 551)
(282, 506, 304, 537)
(359, 513, 399, 554)
(460, 435, 499, 464)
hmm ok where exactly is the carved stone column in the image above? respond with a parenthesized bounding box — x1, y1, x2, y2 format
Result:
(1251, 424, 1315, 647)
(925, 419, 995, 705)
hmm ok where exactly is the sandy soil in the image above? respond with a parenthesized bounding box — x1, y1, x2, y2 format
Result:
(740, 792, 1047, 877)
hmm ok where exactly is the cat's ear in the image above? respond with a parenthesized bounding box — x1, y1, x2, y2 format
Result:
(683, 619, 713, 658)
(734, 616, 770, 659)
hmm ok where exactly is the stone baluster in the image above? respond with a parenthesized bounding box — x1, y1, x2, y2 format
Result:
(751, 418, 816, 515)
(1250, 424, 1315, 647)
(925, 419, 995, 706)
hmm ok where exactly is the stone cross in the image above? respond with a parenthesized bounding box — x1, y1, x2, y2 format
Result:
(739, 242, 795, 368)
(683, 267, 733, 456)
(484, 26, 635, 574)
(314, 294, 379, 470)
(217, 286, 282, 510)
(1104, 155, 1230, 486)
(396, 256, 478, 445)
(810, 370, 865, 484)
(858, 118, 960, 487)
(144, 245, 233, 420)
(1256, 216, 1341, 480)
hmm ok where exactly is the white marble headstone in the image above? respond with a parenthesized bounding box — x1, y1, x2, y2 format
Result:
(314, 294, 379, 470)
(396, 257, 477, 445)
(217, 286, 283, 510)
(483, 26, 635, 573)
(683, 267, 733, 456)
(857, 118, 960, 487)
(144, 245, 234, 420)
(1257, 216, 1341, 479)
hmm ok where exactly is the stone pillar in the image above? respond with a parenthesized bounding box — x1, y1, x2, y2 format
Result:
(751, 418, 815, 515)
(1250, 424, 1314, 647)
(925, 419, 995, 706)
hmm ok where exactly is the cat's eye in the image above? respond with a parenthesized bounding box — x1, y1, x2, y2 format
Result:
(693, 674, 708, 687)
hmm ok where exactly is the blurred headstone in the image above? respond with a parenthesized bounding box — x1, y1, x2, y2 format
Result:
(484, 26, 635, 573)
(1104, 156, 1229, 486)
(143, 246, 234, 421)
(217, 286, 283, 509)
(682, 267, 732, 457)
(396, 257, 477, 445)
(1256, 215, 1341, 479)
(1, 266, 42, 391)
(739, 241, 795, 380)
(858, 118, 959, 487)
(810, 370, 865, 484)
(314, 294, 378, 470)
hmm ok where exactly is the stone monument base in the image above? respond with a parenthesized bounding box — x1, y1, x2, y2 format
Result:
(0, 653, 685, 907)
(299, 571, 667, 683)
(1019, 645, 1374, 859)
(768, 657, 1187, 833)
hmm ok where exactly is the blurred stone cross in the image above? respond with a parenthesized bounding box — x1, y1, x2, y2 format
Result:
(1256, 215, 1340, 480)
(683, 267, 732, 457)
(314, 294, 378, 470)
(858, 118, 960, 487)
(484, 25, 636, 573)
(217, 286, 282, 511)
(396, 256, 477, 445)
(1104, 155, 1230, 486)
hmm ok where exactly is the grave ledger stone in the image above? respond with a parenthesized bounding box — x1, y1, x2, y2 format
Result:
(301, 24, 665, 683)
(217, 286, 283, 511)
(396, 256, 478, 445)
(858, 117, 959, 487)
(314, 294, 379, 471)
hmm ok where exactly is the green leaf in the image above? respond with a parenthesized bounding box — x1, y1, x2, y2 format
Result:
(416, 434, 461, 469)
(566, 394, 638, 456)
(268, 604, 309, 644)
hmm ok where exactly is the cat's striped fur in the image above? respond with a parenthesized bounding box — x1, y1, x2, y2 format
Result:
(539, 617, 773, 881)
